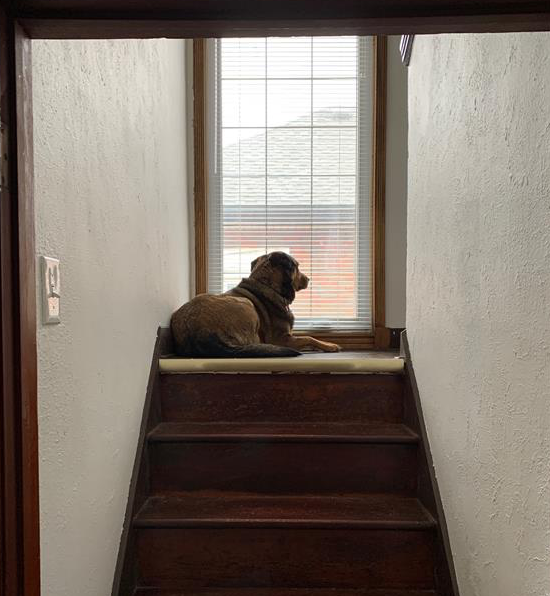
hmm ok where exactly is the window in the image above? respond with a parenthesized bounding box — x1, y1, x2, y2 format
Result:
(195, 36, 386, 342)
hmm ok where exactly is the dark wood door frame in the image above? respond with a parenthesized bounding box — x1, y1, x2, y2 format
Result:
(1, 2, 550, 595)
(0, 11, 39, 596)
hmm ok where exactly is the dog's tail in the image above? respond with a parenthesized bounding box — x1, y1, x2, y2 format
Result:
(225, 343, 301, 358)
(183, 334, 301, 358)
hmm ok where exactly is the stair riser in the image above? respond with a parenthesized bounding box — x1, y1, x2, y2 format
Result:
(160, 374, 404, 423)
(137, 528, 435, 589)
(149, 442, 417, 494)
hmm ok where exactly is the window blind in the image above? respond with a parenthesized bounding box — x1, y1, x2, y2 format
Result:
(206, 36, 374, 332)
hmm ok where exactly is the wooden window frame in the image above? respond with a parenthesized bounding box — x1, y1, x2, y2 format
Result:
(193, 36, 388, 350)
(1, 2, 548, 595)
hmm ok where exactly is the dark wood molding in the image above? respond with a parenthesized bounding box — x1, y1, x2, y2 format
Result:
(374, 326, 391, 350)
(111, 327, 166, 596)
(373, 35, 387, 347)
(402, 330, 461, 596)
(5, 0, 550, 39)
(0, 13, 40, 596)
(0, 16, 19, 596)
(16, 16, 550, 39)
(193, 38, 207, 295)
(15, 21, 39, 596)
(9, 0, 550, 17)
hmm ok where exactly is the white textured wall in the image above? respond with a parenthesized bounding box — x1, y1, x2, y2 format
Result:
(408, 33, 550, 596)
(385, 36, 408, 328)
(33, 39, 190, 596)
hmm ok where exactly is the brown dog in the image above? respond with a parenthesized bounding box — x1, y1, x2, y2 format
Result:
(171, 251, 341, 357)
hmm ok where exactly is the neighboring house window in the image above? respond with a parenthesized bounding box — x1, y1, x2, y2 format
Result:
(204, 36, 378, 333)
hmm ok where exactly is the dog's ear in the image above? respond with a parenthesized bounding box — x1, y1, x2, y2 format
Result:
(268, 252, 296, 302)
(250, 256, 260, 272)
(268, 251, 295, 273)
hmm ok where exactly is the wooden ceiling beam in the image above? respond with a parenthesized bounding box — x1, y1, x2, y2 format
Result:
(2, 0, 549, 38)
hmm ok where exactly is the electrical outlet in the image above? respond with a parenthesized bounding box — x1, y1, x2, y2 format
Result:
(41, 256, 61, 324)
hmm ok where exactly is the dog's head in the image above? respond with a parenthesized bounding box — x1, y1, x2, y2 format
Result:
(250, 252, 309, 302)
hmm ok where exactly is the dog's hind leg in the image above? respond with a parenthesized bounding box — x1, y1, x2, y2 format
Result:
(199, 334, 301, 358)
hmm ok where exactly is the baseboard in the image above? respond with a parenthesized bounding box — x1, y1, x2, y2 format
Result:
(402, 330, 461, 596)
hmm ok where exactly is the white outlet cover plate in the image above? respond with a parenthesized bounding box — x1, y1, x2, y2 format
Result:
(41, 256, 61, 324)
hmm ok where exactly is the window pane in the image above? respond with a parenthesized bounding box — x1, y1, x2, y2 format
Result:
(313, 36, 358, 78)
(222, 177, 266, 206)
(222, 80, 265, 127)
(267, 128, 311, 176)
(222, 38, 265, 78)
(267, 38, 311, 78)
(313, 176, 356, 205)
(267, 80, 311, 127)
(222, 129, 265, 177)
(208, 36, 373, 331)
(313, 79, 357, 126)
(313, 128, 357, 176)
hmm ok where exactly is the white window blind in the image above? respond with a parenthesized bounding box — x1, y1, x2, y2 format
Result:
(206, 36, 374, 332)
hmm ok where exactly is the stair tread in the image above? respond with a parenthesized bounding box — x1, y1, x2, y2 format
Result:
(134, 492, 436, 530)
(148, 422, 418, 443)
(134, 589, 438, 595)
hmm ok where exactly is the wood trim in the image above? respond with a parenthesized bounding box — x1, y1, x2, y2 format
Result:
(15, 22, 40, 596)
(374, 325, 390, 350)
(373, 35, 387, 348)
(193, 38, 207, 295)
(0, 14, 40, 596)
(111, 328, 164, 596)
(0, 16, 18, 596)
(402, 330, 460, 596)
(10, 0, 550, 19)
(11, 7, 550, 39)
(18, 16, 550, 39)
(295, 332, 375, 351)
(193, 36, 387, 343)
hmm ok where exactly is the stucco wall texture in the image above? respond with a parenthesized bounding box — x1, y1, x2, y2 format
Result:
(33, 39, 190, 596)
(407, 33, 550, 596)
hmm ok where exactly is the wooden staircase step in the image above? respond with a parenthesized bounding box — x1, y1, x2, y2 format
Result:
(113, 330, 457, 596)
(148, 422, 419, 444)
(160, 373, 404, 423)
(134, 492, 436, 530)
(136, 527, 435, 589)
(134, 589, 438, 595)
(149, 442, 417, 494)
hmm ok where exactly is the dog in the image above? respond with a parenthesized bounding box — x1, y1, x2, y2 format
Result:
(171, 251, 341, 357)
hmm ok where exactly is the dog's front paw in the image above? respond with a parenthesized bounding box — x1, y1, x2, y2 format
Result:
(323, 342, 342, 352)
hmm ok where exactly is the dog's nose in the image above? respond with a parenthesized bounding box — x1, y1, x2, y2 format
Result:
(303, 276, 309, 289)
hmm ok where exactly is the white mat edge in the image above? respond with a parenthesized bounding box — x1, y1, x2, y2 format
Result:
(159, 357, 404, 374)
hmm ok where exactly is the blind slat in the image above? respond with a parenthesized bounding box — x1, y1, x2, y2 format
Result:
(207, 36, 374, 331)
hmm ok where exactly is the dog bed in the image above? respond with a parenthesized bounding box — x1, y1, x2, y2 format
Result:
(159, 354, 404, 374)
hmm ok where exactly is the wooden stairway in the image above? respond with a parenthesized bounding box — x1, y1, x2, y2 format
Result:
(112, 329, 457, 596)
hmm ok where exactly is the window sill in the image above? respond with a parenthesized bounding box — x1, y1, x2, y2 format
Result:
(294, 331, 375, 350)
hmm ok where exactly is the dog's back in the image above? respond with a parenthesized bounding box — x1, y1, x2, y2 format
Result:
(171, 293, 300, 358)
